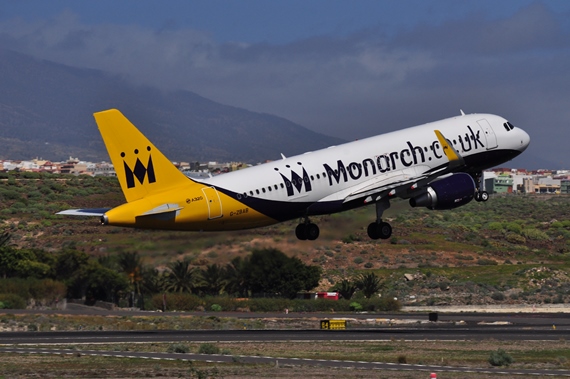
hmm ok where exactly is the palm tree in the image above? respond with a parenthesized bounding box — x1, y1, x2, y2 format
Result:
(356, 272, 383, 299)
(164, 258, 198, 293)
(141, 267, 166, 295)
(97, 254, 119, 271)
(199, 264, 226, 296)
(0, 231, 11, 249)
(118, 252, 144, 307)
(224, 256, 250, 297)
(334, 278, 357, 300)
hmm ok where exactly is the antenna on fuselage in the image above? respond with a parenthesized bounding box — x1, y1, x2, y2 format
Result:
(460, 109, 466, 116)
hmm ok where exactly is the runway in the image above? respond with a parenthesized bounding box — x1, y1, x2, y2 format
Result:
(0, 325, 569, 345)
(1, 345, 570, 377)
(1, 311, 570, 377)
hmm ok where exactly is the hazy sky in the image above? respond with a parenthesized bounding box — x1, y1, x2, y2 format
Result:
(1, 1, 569, 168)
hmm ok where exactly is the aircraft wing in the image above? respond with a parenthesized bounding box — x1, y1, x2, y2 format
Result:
(56, 208, 111, 216)
(342, 129, 465, 204)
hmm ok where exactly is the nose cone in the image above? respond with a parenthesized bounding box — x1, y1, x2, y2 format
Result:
(517, 128, 531, 152)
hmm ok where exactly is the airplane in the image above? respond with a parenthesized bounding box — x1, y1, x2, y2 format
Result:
(58, 109, 530, 240)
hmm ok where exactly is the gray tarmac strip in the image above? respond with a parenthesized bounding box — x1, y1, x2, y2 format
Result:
(0, 326, 569, 345)
(2, 308, 570, 325)
(1, 346, 570, 377)
(1, 310, 569, 376)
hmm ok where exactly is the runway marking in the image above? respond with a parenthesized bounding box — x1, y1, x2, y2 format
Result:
(2, 347, 570, 376)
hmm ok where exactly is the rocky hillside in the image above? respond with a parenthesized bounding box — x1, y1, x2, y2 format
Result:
(0, 48, 344, 163)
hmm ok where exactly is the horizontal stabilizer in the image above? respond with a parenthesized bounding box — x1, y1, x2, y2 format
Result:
(56, 208, 111, 216)
(138, 203, 183, 217)
(136, 203, 183, 222)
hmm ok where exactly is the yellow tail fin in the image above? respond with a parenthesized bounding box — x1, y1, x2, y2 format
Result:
(94, 109, 191, 203)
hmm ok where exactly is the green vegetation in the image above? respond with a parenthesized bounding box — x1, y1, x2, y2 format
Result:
(0, 243, 324, 309)
(148, 292, 399, 312)
(198, 343, 220, 355)
(167, 343, 190, 354)
(1, 171, 570, 308)
(488, 348, 514, 366)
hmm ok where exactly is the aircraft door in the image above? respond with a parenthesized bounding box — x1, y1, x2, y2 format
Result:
(201, 187, 223, 219)
(477, 119, 498, 150)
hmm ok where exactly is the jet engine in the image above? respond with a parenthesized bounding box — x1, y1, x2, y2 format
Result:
(409, 173, 475, 210)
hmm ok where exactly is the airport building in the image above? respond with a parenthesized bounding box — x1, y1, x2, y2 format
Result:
(485, 175, 514, 194)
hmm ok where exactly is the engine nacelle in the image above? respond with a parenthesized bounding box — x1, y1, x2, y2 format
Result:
(409, 173, 476, 210)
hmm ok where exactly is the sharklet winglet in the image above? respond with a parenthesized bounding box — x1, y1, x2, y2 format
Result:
(434, 129, 462, 162)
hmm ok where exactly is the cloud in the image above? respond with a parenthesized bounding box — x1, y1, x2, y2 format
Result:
(0, 3, 569, 166)
(392, 3, 566, 55)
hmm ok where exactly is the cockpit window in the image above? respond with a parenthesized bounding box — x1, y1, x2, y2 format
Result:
(503, 122, 515, 131)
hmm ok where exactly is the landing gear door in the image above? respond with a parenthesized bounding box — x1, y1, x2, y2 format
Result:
(477, 119, 498, 150)
(201, 187, 223, 219)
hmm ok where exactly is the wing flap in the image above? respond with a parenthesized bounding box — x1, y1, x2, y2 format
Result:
(343, 175, 424, 204)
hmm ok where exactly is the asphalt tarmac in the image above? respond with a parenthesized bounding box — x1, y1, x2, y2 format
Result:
(1, 310, 569, 377)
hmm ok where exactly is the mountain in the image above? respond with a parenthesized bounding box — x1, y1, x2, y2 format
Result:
(0, 49, 344, 163)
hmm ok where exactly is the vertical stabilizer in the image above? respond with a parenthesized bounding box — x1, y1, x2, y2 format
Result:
(94, 109, 191, 203)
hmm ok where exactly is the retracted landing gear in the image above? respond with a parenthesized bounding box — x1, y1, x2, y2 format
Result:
(367, 198, 392, 240)
(295, 219, 320, 241)
(473, 172, 489, 202)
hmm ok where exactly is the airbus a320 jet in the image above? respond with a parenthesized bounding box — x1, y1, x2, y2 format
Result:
(58, 109, 530, 240)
